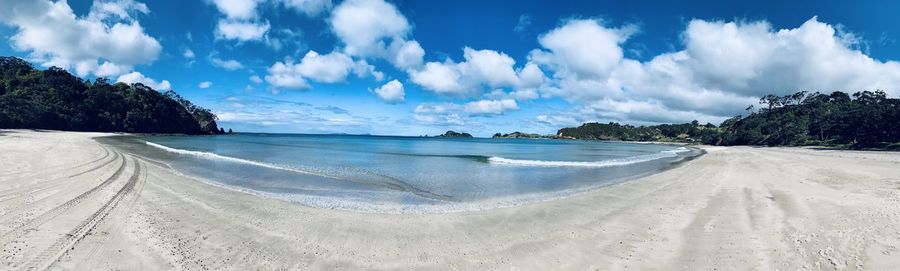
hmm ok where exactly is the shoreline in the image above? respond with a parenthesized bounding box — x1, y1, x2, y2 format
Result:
(2, 130, 899, 269)
(104, 134, 703, 214)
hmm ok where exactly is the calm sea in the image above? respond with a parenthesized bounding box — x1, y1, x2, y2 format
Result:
(100, 133, 701, 213)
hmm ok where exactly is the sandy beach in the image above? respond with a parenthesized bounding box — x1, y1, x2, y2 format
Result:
(1, 130, 899, 270)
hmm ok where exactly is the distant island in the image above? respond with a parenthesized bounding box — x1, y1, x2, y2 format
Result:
(492, 131, 551, 139)
(437, 130, 473, 138)
(501, 90, 899, 150)
(0, 57, 224, 135)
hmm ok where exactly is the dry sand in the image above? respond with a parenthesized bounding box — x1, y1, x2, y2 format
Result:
(1, 129, 899, 270)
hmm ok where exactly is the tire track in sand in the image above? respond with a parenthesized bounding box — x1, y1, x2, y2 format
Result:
(0, 150, 127, 246)
(28, 157, 142, 271)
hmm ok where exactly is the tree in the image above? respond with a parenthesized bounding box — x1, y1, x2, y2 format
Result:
(0, 56, 222, 134)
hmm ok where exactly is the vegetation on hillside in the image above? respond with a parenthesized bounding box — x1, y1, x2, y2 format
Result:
(437, 130, 473, 138)
(0, 57, 223, 134)
(553, 91, 900, 149)
(718, 90, 900, 148)
(556, 121, 720, 143)
(492, 131, 548, 139)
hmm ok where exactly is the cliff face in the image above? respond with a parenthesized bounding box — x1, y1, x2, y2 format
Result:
(198, 119, 221, 135)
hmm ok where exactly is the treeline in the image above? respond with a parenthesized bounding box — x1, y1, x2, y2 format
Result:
(556, 91, 900, 149)
(437, 130, 473, 138)
(0, 57, 223, 135)
(718, 90, 900, 148)
(556, 121, 720, 143)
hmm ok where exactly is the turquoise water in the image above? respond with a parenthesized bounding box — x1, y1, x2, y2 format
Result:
(102, 134, 701, 213)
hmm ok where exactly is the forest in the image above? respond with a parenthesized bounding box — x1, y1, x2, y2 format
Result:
(0, 57, 223, 135)
(556, 90, 900, 149)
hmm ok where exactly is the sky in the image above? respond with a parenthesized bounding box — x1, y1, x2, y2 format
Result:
(1, 0, 900, 136)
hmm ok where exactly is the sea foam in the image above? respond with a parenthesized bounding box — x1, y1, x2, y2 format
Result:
(488, 147, 690, 168)
(145, 141, 327, 177)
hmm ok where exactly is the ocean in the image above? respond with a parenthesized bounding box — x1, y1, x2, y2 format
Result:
(100, 133, 701, 213)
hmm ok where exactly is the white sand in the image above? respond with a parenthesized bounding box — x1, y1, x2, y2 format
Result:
(1, 130, 899, 270)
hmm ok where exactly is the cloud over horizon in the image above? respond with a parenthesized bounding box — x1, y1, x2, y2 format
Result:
(3, 0, 900, 136)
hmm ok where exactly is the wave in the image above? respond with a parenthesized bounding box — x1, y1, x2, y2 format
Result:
(488, 147, 691, 168)
(144, 141, 324, 176)
(144, 141, 457, 202)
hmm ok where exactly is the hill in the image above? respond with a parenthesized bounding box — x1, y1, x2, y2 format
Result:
(437, 130, 473, 138)
(0, 57, 223, 135)
(555, 121, 719, 143)
(554, 91, 900, 149)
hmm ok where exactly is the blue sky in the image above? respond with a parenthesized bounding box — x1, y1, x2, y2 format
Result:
(2, 0, 900, 136)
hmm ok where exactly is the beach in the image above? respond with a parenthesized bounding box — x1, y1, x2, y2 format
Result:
(2, 130, 900, 270)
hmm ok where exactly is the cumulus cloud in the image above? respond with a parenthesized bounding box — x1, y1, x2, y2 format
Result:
(392, 40, 425, 70)
(330, 0, 407, 56)
(409, 62, 464, 95)
(249, 75, 263, 83)
(265, 50, 383, 89)
(528, 17, 900, 126)
(198, 81, 213, 89)
(372, 79, 404, 103)
(531, 19, 636, 80)
(117, 71, 171, 90)
(329, 0, 424, 70)
(0, 0, 161, 77)
(409, 47, 546, 97)
(464, 99, 518, 115)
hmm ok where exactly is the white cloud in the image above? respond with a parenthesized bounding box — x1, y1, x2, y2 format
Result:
(207, 0, 271, 42)
(464, 99, 518, 115)
(330, 0, 408, 56)
(264, 61, 310, 89)
(294, 50, 358, 83)
(249, 75, 263, 83)
(392, 40, 425, 70)
(459, 48, 519, 87)
(210, 56, 244, 70)
(523, 17, 900, 126)
(212, 0, 261, 20)
(216, 19, 270, 41)
(413, 103, 466, 126)
(372, 79, 404, 103)
(276, 0, 332, 17)
(117, 71, 171, 90)
(409, 62, 465, 95)
(409, 47, 544, 97)
(0, 0, 161, 77)
(518, 62, 546, 89)
(264, 50, 381, 89)
(530, 19, 635, 80)
(89, 0, 149, 21)
(329, 0, 424, 70)
(412, 98, 517, 127)
(183, 48, 195, 59)
(198, 81, 212, 89)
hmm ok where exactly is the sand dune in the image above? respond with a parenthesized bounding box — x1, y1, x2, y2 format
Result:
(1, 130, 899, 270)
